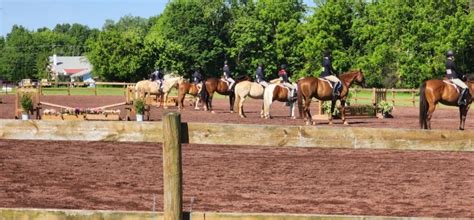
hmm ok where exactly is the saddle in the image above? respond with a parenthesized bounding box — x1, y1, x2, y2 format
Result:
(320, 77, 342, 97)
(220, 77, 230, 86)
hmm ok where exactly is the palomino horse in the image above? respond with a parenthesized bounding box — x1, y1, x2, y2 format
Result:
(200, 75, 251, 113)
(262, 82, 298, 119)
(297, 70, 366, 125)
(419, 79, 474, 130)
(177, 79, 201, 110)
(135, 74, 184, 108)
(234, 78, 282, 118)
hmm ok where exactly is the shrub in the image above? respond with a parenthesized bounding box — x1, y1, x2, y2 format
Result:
(20, 94, 33, 113)
(377, 100, 393, 116)
(134, 99, 146, 114)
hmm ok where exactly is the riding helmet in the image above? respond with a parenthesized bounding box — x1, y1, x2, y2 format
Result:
(281, 64, 287, 69)
(446, 50, 454, 57)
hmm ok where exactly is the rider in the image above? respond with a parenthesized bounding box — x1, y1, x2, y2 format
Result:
(193, 68, 203, 94)
(446, 50, 469, 106)
(223, 60, 235, 91)
(255, 63, 269, 88)
(151, 67, 164, 92)
(278, 64, 296, 101)
(320, 49, 342, 98)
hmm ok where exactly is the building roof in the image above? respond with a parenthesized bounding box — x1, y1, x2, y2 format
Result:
(49, 55, 93, 76)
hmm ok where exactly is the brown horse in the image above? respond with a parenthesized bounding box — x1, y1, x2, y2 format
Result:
(201, 76, 251, 113)
(262, 82, 298, 119)
(177, 80, 201, 110)
(419, 79, 474, 130)
(297, 70, 366, 125)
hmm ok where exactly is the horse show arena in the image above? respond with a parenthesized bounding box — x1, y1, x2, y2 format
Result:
(0, 94, 473, 218)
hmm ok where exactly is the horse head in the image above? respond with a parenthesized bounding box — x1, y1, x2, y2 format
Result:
(341, 69, 366, 88)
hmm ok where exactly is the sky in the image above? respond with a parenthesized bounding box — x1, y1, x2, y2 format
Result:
(0, 0, 316, 37)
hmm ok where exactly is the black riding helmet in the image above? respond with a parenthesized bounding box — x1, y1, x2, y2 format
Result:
(280, 64, 287, 69)
(446, 50, 454, 57)
(323, 49, 332, 57)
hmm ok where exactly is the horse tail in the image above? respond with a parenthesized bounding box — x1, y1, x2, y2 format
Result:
(200, 79, 209, 108)
(297, 80, 304, 119)
(419, 81, 428, 129)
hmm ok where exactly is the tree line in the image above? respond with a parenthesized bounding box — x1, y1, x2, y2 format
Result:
(0, 0, 472, 88)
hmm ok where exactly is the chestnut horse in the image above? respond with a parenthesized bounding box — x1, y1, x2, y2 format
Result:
(200, 75, 251, 113)
(419, 79, 474, 130)
(177, 80, 201, 110)
(262, 82, 298, 119)
(297, 70, 366, 125)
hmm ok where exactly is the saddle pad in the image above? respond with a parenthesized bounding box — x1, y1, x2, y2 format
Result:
(443, 80, 460, 94)
(318, 78, 333, 88)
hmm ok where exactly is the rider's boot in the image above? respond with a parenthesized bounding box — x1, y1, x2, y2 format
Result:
(458, 88, 469, 106)
(333, 82, 341, 98)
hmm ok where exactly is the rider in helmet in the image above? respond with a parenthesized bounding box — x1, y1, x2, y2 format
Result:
(223, 60, 235, 91)
(278, 64, 297, 102)
(151, 66, 164, 91)
(193, 67, 203, 93)
(446, 50, 469, 106)
(255, 63, 269, 88)
(320, 49, 342, 98)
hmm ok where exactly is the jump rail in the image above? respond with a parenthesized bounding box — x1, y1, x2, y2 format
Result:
(1, 115, 473, 220)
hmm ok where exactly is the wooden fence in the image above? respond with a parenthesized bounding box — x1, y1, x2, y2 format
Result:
(38, 82, 135, 96)
(1, 116, 472, 219)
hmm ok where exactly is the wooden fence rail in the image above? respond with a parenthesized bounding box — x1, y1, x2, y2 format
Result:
(1, 116, 473, 220)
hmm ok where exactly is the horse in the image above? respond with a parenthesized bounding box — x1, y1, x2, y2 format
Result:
(177, 79, 201, 110)
(234, 78, 283, 118)
(262, 82, 298, 119)
(297, 69, 366, 125)
(419, 79, 474, 130)
(135, 74, 184, 108)
(200, 75, 251, 113)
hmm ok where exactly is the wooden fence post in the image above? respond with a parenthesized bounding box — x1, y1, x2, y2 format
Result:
(162, 112, 183, 220)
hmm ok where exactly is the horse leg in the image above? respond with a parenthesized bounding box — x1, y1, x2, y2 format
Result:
(290, 102, 296, 119)
(303, 98, 313, 125)
(340, 100, 348, 125)
(426, 104, 436, 130)
(229, 92, 235, 113)
(163, 92, 169, 109)
(459, 105, 470, 130)
(328, 99, 336, 125)
(194, 96, 201, 110)
(209, 95, 215, 114)
(260, 104, 264, 118)
(239, 96, 246, 118)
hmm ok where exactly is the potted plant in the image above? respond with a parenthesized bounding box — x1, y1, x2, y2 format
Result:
(322, 101, 340, 118)
(134, 99, 146, 121)
(377, 100, 393, 118)
(20, 94, 33, 120)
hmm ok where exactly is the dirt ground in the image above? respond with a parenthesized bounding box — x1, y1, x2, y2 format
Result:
(0, 95, 473, 217)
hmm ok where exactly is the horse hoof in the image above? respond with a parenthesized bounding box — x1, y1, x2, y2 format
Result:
(343, 121, 349, 125)
(291, 116, 296, 120)
(163, 106, 169, 109)
(312, 121, 316, 126)
(328, 122, 333, 125)
(211, 110, 216, 114)
(194, 107, 200, 110)
(230, 110, 234, 113)
(240, 115, 246, 118)
(305, 121, 310, 125)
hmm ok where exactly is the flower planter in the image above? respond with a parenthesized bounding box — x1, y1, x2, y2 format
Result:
(21, 113, 29, 120)
(136, 114, 144, 122)
(85, 113, 120, 121)
(42, 114, 62, 120)
(61, 114, 85, 121)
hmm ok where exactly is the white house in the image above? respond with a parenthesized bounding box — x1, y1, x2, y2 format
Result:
(48, 55, 95, 85)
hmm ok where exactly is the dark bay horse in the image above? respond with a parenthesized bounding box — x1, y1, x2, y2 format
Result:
(419, 79, 474, 130)
(297, 70, 366, 125)
(201, 75, 251, 113)
(177, 80, 200, 110)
